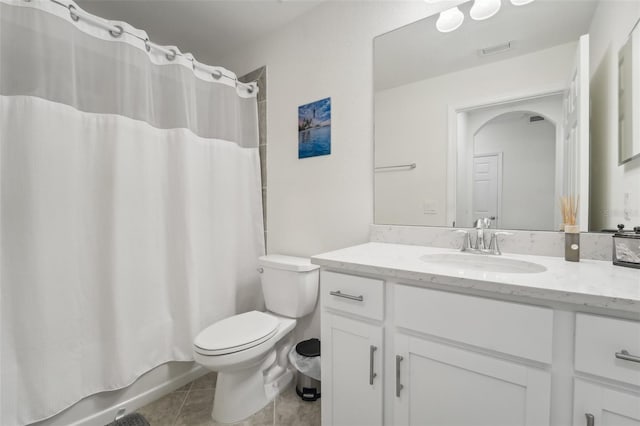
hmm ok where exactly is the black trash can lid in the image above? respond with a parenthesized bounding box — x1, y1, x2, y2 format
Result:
(296, 338, 320, 357)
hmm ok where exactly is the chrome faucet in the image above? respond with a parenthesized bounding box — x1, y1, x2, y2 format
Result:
(487, 231, 513, 255)
(455, 229, 473, 252)
(455, 220, 512, 255)
(473, 217, 492, 250)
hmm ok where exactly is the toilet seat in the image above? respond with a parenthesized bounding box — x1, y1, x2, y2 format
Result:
(194, 311, 279, 356)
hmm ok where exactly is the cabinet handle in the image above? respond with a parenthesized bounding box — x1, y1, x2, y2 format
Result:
(615, 349, 640, 363)
(395, 355, 404, 397)
(585, 413, 595, 426)
(369, 345, 377, 385)
(329, 290, 364, 302)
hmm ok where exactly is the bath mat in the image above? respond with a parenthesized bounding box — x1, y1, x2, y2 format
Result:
(105, 413, 150, 426)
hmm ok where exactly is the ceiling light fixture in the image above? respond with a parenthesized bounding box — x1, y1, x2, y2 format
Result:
(436, 7, 464, 33)
(470, 0, 502, 21)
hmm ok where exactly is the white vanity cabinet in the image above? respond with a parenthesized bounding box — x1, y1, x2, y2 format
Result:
(573, 379, 640, 426)
(320, 271, 385, 426)
(393, 335, 551, 426)
(573, 314, 640, 426)
(320, 270, 554, 426)
(322, 314, 383, 426)
(392, 285, 552, 426)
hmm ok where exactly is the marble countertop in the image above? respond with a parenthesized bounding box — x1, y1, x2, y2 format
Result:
(311, 242, 640, 314)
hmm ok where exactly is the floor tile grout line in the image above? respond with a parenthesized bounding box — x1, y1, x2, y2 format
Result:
(272, 398, 276, 426)
(172, 387, 191, 426)
(173, 379, 195, 425)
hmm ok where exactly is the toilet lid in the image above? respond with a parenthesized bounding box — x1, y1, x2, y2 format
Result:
(194, 311, 279, 356)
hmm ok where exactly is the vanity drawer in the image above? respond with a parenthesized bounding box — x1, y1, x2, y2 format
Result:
(321, 271, 384, 321)
(394, 285, 553, 364)
(575, 313, 640, 386)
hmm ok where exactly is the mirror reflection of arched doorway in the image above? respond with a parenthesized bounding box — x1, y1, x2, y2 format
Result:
(472, 110, 557, 230)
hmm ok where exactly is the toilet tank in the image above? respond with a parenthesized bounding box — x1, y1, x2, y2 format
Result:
(258, 255, 319, 318)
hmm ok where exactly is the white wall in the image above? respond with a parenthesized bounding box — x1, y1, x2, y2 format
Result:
(222, 1, 450, 257)
(221, 2, 453, 340)
(374, 81, 448, 226)
(375, 42, 576, 227)
(473, 114, 556, 230)
(589, 0, 640, 231)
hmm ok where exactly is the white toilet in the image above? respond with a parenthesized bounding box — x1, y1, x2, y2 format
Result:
(193, 254, 319, 424)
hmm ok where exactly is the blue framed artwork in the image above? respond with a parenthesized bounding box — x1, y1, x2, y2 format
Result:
(298, 97, 331, 159)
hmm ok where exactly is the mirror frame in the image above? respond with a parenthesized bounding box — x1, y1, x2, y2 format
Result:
(618, 18, 640, 166)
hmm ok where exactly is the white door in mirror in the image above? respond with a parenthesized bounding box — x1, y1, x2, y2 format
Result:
(472, 153, 501, 227)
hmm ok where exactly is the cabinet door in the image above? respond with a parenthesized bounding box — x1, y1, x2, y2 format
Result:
(321, 313, 383, 426)
(393, 334, 551, 426)
(574, 379, 640, 426)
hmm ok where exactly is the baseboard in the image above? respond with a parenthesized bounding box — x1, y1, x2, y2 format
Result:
(67, 365, 206, 426)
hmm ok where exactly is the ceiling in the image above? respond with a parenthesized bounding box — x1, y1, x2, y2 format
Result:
(374, 0, 599, 91)
(76, 0, 323, 65)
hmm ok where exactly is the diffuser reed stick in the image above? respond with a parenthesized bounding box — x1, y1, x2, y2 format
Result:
(560, 195, 579, 226)
(560, 195, 580, 261)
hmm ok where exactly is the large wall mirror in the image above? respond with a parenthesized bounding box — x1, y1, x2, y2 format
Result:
(374, 0, 640, 233)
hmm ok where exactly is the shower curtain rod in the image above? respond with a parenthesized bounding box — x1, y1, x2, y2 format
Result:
(43, 0, 255, 93)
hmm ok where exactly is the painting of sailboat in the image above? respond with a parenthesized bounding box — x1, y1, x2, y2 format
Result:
(298, 97, 331, 159)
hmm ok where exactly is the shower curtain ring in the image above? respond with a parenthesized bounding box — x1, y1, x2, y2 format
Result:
(211, 70, 223, 80)
(144, 39, 151, 52)
(109, 25, 124, 38)
(166, 49, 177, 61)
(68, 4, 80, 22)
(234, 79, 254, 94)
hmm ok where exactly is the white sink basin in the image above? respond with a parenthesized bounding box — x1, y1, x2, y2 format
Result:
(420, 252, 547, 274)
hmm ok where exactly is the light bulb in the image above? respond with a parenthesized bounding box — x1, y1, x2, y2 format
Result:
(510, 0, 534, 5)
(436, 7, 464, 33)
(470, 0, 501, 20)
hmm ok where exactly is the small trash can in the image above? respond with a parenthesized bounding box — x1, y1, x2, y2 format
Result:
(288, 338, 321, 401)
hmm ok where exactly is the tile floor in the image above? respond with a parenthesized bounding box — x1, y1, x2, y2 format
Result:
(135, 373, 320, 426)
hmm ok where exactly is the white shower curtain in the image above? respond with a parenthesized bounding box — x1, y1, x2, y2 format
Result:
(0, 1, 265, 424)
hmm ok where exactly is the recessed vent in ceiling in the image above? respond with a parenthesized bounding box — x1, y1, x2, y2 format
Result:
(479, 42, 512, 56)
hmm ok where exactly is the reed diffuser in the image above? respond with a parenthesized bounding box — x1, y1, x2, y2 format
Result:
(561, 195, 580, 262)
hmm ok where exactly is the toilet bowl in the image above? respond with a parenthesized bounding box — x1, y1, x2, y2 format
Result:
(193, 311, 297, 423)
(193, 255, 319, 424)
